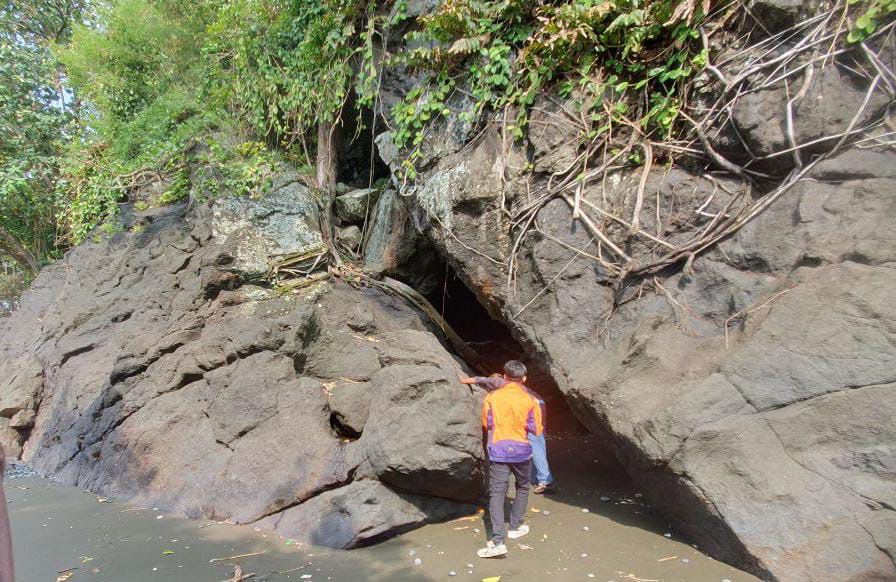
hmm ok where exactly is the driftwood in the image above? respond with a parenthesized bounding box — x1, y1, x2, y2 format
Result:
(368, 276, 483, 371)
(271, 261, 482, 372)
(340, 268, 482, 370)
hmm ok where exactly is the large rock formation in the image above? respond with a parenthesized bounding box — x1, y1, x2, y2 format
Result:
(374, 27, 896, 582)
(0, 1, 892, 578)
(0, 188, 484, 549)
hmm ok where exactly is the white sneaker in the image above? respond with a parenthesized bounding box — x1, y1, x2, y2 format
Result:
(477, 540, 508, 558)
(507, 524, 530, 539)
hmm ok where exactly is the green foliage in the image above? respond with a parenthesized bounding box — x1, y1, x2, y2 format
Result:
(0, 0, 93, 44)
(57, 0, 209, 133)
(206, 0, 376, 148)
(57, 144, 124, 245)
(0, 35, 71, 262)
(390, 0, 708, 154)
(847, 0, 896, 42)
(0, 265, 28, 316)
(13, 0, 715, 260)
(54, 0, 223, 242)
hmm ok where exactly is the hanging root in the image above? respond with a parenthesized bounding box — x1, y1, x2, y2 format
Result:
(499, 0, 894, 305)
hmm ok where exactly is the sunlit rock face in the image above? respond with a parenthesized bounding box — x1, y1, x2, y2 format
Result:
(373, 27, 896, 582)
(0, 186, 484, 549)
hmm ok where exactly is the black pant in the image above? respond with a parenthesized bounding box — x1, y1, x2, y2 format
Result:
(487, 459, 532, 544)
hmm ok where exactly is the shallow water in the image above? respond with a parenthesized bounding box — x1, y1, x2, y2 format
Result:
(8, 435, 758, 582)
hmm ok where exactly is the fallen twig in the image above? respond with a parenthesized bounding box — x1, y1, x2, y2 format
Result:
(208, 551, 266, 564)
(724, 288, 793, 349)
(277, 563, 311, 574)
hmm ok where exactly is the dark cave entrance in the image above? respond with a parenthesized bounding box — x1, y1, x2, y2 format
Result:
(426, 261, 586, 436)
(336, 99, 392, 187)
(417, 260, 668, 542)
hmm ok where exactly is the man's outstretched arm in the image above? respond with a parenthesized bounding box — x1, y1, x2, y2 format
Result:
(460, 376, 505, 390)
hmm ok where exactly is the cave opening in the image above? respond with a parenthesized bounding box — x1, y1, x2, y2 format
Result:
(336, 100, 392, 188)
(426, 261, 586, 437)
(413, 257, 673, 541)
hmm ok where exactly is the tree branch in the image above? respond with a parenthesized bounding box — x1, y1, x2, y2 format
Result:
(0, 226, 39, 275)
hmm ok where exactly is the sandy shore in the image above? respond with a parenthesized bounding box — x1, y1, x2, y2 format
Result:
(8, 435, 758, 582)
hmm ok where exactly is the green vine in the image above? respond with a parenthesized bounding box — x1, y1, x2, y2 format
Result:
(847, 0, 896, 42)
(388, 0, 709, 172)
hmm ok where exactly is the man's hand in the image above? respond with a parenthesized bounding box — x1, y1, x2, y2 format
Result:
(459, 376, 477, 385)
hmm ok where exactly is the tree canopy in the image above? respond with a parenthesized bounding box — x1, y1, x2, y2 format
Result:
(0, 0, 886, 281)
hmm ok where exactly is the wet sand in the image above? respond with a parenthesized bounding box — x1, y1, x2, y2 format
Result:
(8, 436, 758, 582)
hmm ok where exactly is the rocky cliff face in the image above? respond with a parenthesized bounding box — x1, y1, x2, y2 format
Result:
(369, 4, 896, 580)
(0, 185, 485, 549)
(0, 2, 893, 580)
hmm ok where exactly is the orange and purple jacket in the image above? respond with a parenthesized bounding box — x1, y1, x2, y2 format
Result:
(474, 376, 547, 426)
(480, 380, 544, 463)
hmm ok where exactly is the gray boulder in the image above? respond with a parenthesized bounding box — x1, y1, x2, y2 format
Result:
(363, 190, 416, 274)
(349, 331, 485, 501)
(254, 479, 473, 549)
(528, 95, 582, 174)
(336, 225, 363, 252)
(384, 104, 896, 581)
(747, 0, 810, 32)
(211, 173, 324, 278)
(328, 379, 371, 437)
(335, 187, 381, 223)
(0, 195, 484, 547)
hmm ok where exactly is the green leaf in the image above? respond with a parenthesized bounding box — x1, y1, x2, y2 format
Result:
(847, 28, 865, 42)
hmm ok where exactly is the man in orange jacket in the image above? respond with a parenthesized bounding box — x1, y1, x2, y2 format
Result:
(461, 360, 543, 558)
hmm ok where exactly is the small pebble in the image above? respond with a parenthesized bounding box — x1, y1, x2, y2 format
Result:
(600, 496, 611, 502)
(582, 508, 589, 513)
(448, 571, 457, 577)
(542, 510, 550, 516)
(466, 563, 474, 568)
(664, 533, 672, 538)
(583, 526, 590, 531)
(473, 528, 480, 533)
(408, 550, 416, 557)
(413, 558, 422, 566)
(300, 576, 312, 580)
(152, 568, 158, 572)
(681, 558, 690, 564)
(156, 515, 163, 519)
(588, 575, 595, 579)
(580, 553, 588, 558)
(722, 579, 732, 582)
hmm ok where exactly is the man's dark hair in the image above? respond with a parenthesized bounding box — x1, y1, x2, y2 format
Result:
(504, 360, 527, 380)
